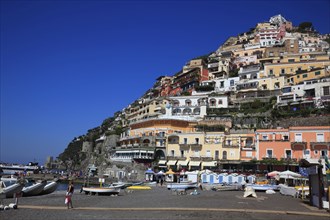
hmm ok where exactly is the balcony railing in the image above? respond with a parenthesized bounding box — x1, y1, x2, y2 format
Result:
(291, 142, 307, 150)
(223, 144, 240, 148)
(166, 156, 187, 160)
(310, 142, 330, 150)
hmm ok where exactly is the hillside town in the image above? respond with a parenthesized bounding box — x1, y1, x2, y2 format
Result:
(45, 15, 330, 181)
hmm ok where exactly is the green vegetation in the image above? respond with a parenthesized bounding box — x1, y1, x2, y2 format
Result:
(297, 21, 315, 33)
(195, 84, 214, 92)
(58, 138, 86, 170)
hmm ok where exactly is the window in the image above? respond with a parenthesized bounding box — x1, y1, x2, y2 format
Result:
(230, 80, 234, 86)
(285, 150, 292, 158)
(171, 150, 175, 156)
(269, 69, 274, 75)
(246, 151, 252, 158)
(183, 138, 188, 144)
(314, 71, 321, 76)
(283, 135, 289, 141)
(303, 74, 308, 78)
(195, 138, 199, 144)
(281, 69, 285, 74)
(218, 100, 223, 105)
(222, 151, 227, 159)
(180, 150, 184, 157)
(220, 81, 224, 88)
(323, 86, 330, 96)
(194, 150, 200, 157)
(267, 149, 273, 158)
(288, 59, 295, 62)
(262, 135, 268, 140)
(316, 133, 324, 142)
(206, 150, 211, 157)
(321, 150, 328, 157)
(295, 133, 302, 142)
(215, 150, 219, 159)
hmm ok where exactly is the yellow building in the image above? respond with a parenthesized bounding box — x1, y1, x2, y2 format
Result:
(286, 67, 329, 85)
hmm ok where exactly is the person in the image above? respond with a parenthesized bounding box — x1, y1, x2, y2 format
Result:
(66, 181, 74, 209)
(160, 178, 164, 187)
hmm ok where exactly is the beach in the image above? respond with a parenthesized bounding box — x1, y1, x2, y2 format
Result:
(1, 186, 329, 220)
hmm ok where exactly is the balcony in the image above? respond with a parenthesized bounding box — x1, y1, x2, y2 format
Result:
(179, 143, 190, 148)
(310, 142, 330, 151)
(259, 139, 273, 142)
(190, 143, 202, 148)
(223, 144, 240, 148)
(166, 156, 187, 160)
(291, 142, 307, 150)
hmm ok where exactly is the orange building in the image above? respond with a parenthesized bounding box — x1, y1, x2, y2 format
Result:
(256, 126, 330, 161)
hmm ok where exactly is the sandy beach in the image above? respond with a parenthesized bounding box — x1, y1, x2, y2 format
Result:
(1, 186, 329, 220)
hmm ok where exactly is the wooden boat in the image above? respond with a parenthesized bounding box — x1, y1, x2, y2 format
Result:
(166, 181, 197, 190)
(82, 184, 124, 195)
(39, 179, 59, 195)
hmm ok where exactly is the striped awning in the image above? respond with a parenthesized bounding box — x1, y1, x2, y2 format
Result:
(167, 160, 177, 166)
(189, 161, 201, 166)
(158, 160, 167, 165)
(177, 160, 189, 166)
(202, 161, 217, 167)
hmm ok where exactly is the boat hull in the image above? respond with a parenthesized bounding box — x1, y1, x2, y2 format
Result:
(167, 182, 197, 190)
(39, 181, 59, 195)
(22, 181, 47, 197)
(2, 183, 24, 198)
(82, 186, 121, 195)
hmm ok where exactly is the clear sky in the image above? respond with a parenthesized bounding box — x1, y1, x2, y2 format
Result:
(1, 0, 329, 165)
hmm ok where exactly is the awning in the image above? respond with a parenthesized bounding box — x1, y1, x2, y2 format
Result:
(167, 160, 177, 166)
(202, 161, 217, 167)
(177, 160, 189, 166)
(158, 160, 167, 165)
(189, 161, 201, 166)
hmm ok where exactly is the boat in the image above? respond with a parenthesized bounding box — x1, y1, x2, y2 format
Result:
(0, 163, 40, 175)
(202, 183, 242, 191)
(22, 179, 47, 197)
(246, 183, 279, 191)
(127, 185, 151, 190)
(166, 181, 198, 190)
(82, 184, 124, 195)
(0, 179, 24, 198)
(39, 179, 60, 195)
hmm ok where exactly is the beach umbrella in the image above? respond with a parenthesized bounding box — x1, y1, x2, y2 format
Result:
(267, 171, 280, 177)
(145, 168, 154, 174)
(165, 169, 175, 175)
(279, 170, 301, 179)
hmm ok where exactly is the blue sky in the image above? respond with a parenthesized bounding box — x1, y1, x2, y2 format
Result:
(1, 0, 329, 165)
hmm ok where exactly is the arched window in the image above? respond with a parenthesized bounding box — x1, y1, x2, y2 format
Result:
(185, 99, 192, 106)
(222, 151, 227, 160)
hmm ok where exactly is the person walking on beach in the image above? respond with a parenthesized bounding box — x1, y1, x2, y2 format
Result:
(66, 181, 74, 209)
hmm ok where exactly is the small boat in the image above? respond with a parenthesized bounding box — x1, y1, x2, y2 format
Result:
(82, 184, 124, 195)
(22, 180, 47, 196)
(39, 179, 60, 195)
(166, 181, 198, 190)
(127, 185, 151, 190)
(0, 180, 24, 198)
(247, 183, 279, 191)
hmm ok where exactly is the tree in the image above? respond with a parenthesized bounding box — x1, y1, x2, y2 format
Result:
(298, 22, 314, 33)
